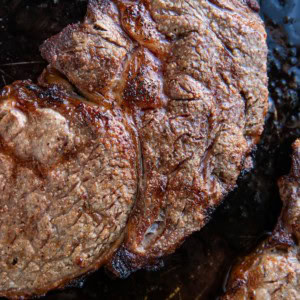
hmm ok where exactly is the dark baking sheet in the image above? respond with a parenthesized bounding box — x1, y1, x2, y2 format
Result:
(0, 0, 299, 299)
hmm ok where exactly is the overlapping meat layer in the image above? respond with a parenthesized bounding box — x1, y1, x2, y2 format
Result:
(0, 0, 268, 298)
(0, 82, 137, 298)
(223, 139, 300, 300)
(40, 0, 268, 272)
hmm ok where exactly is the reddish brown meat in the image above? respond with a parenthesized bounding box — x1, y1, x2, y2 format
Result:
(0, 0, 268, 298)
(0, 81, 137, 299)
(40, 0, 268, 274)
(223, 139, 300, 300)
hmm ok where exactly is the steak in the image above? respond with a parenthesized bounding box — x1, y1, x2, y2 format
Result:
(0, 0, 268, 298)
(223, 139, 300, 300)
(0, 81, 137, 299)
(40, 0, 268, 274)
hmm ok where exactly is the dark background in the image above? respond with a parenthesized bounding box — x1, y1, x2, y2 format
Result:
(0, 0, 299, 299)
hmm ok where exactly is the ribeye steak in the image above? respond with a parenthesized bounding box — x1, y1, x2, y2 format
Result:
(40, 0, 268, 273)
(223, 139, 300, 300)
(0, 81, 137, 299)
(0, 0, 268, 298)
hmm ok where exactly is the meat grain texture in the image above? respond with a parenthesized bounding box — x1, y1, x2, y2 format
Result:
(0, 0, 268, 298)
(0, 81, 138, 299)
(223, 139, 300, 300)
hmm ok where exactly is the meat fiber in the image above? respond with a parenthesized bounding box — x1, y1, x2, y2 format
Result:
(0, 81, 137, 299)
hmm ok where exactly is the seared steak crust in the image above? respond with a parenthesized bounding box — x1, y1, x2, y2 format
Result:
(0, 0, 268, 297)
(0, 81, 137, 299)
(223, 140, 300, 300)
(40, 0, 268, 273)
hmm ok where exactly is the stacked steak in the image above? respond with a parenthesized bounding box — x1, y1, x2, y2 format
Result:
(0, 0, 268, 298)
(223, 139, 300, 299)
(0, 81, 138, 299)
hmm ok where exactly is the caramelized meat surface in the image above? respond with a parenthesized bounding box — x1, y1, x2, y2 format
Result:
(223, 139, 300, 300)
(0, 81, 137, 299)
(40, 0, 268, 273)
(0, 0, 268, 298)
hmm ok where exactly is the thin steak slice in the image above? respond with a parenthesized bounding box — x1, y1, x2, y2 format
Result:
(223, 139, 300, 300)
(40, 0, 268, 274)
(0, 81, 137, 299)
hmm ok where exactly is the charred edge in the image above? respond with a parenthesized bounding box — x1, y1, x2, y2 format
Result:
(25, 82, 74, 105)
(20, 82, 102, 126)
(31, 83, 62, 105)
(204, 205, 217, 224)
(267, 221, 295, 248)
(108, 246, 162, 278)
(108, 246, 139, 278)
(9, 81, 68, 109)
(245, 0, 260, 13)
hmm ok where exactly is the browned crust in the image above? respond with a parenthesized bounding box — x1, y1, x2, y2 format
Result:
(1, 0, 269, 296)
(223, 139, 300, 299)
(0, 81, 138, 299)
(40, 0, 268, 275)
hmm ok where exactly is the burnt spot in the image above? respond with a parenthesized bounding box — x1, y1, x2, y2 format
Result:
(245, 0, 260, 12)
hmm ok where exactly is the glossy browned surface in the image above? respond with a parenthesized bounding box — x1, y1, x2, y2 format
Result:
(40, 0, 268, 274)
(0, 0, 299, 299)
